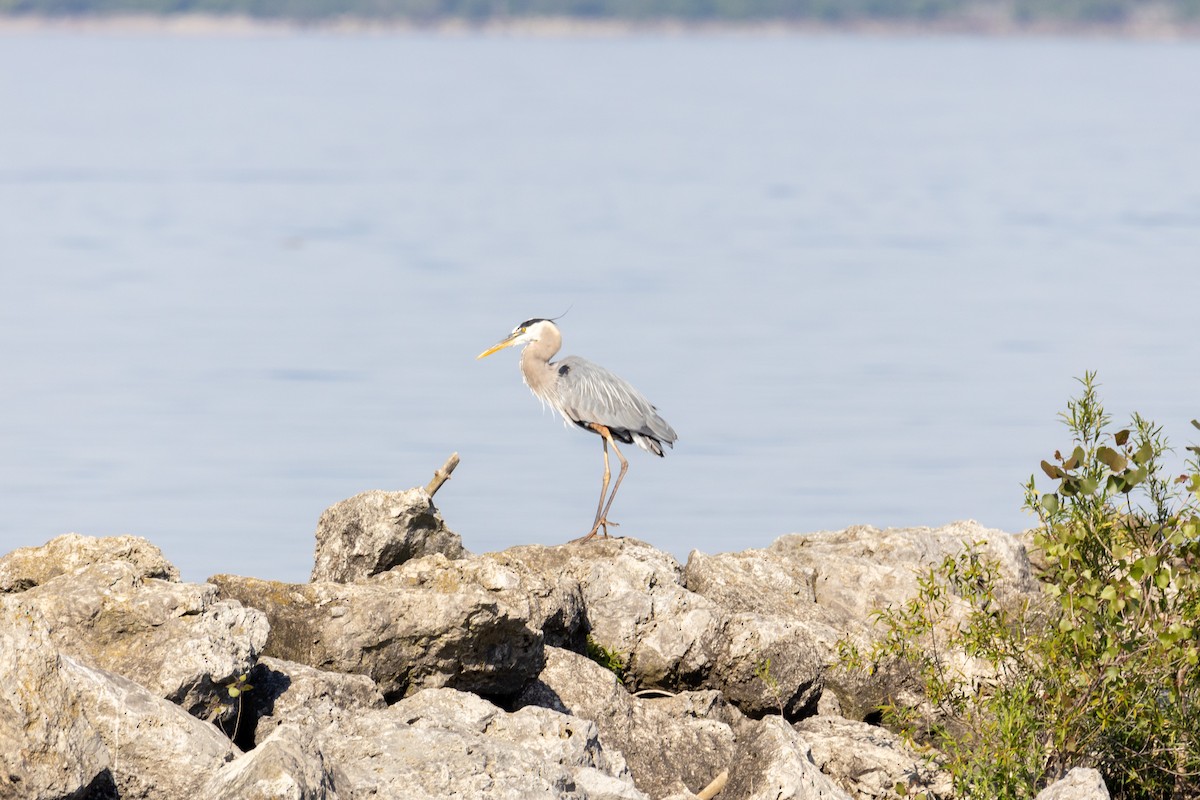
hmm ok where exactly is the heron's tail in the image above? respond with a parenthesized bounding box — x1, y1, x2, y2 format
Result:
(632, 433, 670, 457)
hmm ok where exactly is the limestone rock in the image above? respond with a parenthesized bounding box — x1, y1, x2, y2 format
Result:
(1035, 768, 1111, 800)
(211, 558, 544, 701)
(767, 521, 1036, 624)
(686, 521, 1039, 721)
(0, 598, 110, 800)
(684, 546, 818, 617)
(205, 724, 340, 800)
(723, 716, 851, 800)
(639, 691, 742, 796)
(19, 560, 269, 720)
(62, 655, 239, 800)
(0, 523, 1057, 800)
(502, 539, 825, 718)
(320, 686, 646, 800)
(517, 646, 737, 799)
(794, 715, 952, 800)
(0, 532, 178, 593)
(311, 488, 465, 583)
(247, 656, 386, 745)
(713, 611, 825, 718)
(501, 539, 725, 689)
(683, 548, 832, 718)
(400, 550, 587, 649)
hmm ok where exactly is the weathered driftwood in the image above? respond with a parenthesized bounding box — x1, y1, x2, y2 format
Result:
(425, 451, 460, 497)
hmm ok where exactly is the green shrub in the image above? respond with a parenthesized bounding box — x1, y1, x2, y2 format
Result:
(840, 373, 1200, 799)
(586, 634, 627, 681)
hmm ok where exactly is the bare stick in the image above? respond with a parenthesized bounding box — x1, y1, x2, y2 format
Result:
(696, 769, 729, 800)
(425, 452, 460, 497)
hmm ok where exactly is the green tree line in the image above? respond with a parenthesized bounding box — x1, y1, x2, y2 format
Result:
(1, 0, 1198, 24)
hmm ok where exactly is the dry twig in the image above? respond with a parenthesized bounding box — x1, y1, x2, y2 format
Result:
(425, 452, 460, 497)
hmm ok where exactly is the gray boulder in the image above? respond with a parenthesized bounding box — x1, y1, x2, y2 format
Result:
(2, 592, 247, 800)
(794, 715, 952, 800)
(1035, 768, 1111, 800)
(502, 539, 823, 719)
(0, 522, 1055, 800)
(311, 488, 465, 582)
(517, 646, 738, 798)
(211, 555, 546, 701)
(17, 559, 269, 721)
(767, 521, 1036, 622)
(723, 716, 851, 800)
(686, 521, 1039, 721)
(247, 656, 386, 745)
(713, 611, 825, 718)
(500, 539, 725, 688)
(62, 655, 239, 800)
(683, 547, 831, 717)
(323, 687, 647, 799)
(404, 550, 588, 649)
(0, 598, 110, 800)
(0, 532, 178, 593)
(205, 724, 341, 800)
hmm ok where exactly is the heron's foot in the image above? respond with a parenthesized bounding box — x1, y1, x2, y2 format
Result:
(571, 519, 620, 544)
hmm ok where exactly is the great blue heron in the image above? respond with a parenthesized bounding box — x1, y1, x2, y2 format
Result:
(477, 318, 677, 541)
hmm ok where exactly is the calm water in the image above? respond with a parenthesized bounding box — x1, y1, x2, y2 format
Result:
(1, 30, 1198, 583)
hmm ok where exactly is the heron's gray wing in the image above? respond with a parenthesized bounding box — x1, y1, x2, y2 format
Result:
(554, 356, 676, 447)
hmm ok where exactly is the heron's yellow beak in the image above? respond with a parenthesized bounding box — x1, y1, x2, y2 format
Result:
(477, 336, 518, 360)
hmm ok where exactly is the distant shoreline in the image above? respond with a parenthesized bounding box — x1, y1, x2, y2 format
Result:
(1, 11, 1199, 39)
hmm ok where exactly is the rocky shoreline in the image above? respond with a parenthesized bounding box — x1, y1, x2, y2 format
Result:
(1, 487, 1109, 800)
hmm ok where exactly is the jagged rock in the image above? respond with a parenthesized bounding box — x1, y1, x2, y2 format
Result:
(62, 655, 239, 800)
(684, 546, 819, 616)
(205, 724, 341, 800)
(502, 539, 824, 718)
(311, 488, 465, 583)
(517, 646, 739, 798)
(686, 521, 1040, 721)
(794, 715, 952, 800)
(0, 523, 1058, 800)
(768, 521, 1036, 624)
(500, 539, 725, 687)
(402, 550, 588, 649)
(247, 656, 386, 745)
(0, 532, 178, 593)
(683, 548, 830, 717)
(211, 556, 545, 701)
(319, 686, 646, 800)
(723, 716, 852, 800)
(0, 598, 110, 800)
(1035, 768, 1111, 800)
(639, 692, 741, 795)
(715, 611, 825, 718)
(17, 559, 269, 721)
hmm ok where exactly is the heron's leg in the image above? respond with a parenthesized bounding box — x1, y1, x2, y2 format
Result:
(592, 434, 612, 530)
(596, 435, 629, 537)
(577, 425, 617, 543)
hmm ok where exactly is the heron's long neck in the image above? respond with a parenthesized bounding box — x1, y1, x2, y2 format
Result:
(519, 326, 562, 404)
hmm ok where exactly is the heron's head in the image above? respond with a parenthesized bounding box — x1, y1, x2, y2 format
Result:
(477, 319, 558, 359)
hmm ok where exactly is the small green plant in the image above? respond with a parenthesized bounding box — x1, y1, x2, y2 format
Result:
(586, 635, 627, 681)
(893, 781, 930, 800)
(840, 374, 1200, 800)
(206, 673, 254, 738)
(753, 657, 786, 717)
